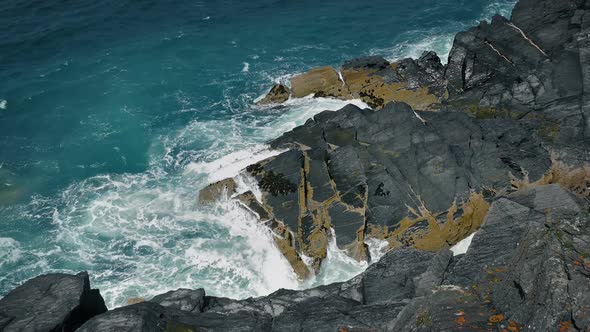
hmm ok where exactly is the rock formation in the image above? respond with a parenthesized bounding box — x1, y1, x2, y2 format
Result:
(2, 0, 590, 330)
(201, 0, 590, 278)
(257, 84, 291, 105)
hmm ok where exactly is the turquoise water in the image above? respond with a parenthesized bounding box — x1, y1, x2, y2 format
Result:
(0, 0, 515, 308)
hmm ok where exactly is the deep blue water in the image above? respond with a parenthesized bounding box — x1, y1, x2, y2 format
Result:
(0, 0, 515, 307)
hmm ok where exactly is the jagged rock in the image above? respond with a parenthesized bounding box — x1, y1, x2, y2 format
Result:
(394, 184, 590, 331)
(245, 100, 552, 273)
(443, 0, 590, 162)
(257, 84, 290, 105)
(149, 288, 206, 313)
(198, 178, 236, 204)
(290, 66, 349, 99)
(235, 191, 271, 221)
(77, 301, 272, 332)
(0, 272, 107, 332)
(338, 54, 445, 110)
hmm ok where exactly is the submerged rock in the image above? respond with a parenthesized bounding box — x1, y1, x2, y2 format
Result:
(0, 272, 107, 332)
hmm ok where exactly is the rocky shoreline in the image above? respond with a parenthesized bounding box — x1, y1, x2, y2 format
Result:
(2, 0, 590, 330)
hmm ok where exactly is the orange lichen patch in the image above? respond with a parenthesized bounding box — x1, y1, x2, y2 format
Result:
(510, 159, 590, 198)
(559, 321, 572, 332)
(455, 316, 466, 325)
(397, 192, 489, 251)
(488, 314, 505, 323)
(506, 320, 522, 331)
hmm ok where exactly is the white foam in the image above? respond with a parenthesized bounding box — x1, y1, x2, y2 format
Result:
(0, 238, 22, 267)
(302, 231, 368, 289)
(366, 237, 390, 262)
(185, 146, 284, 183)
(22, 77, 369, 309)
(0, 100, 6, 110)
(372, 31, 455, 64)
(257, 96, 369, 137)
(450, 232, 476, 256)
(371, 1, 517, 63)
(242, 62, 250, 73)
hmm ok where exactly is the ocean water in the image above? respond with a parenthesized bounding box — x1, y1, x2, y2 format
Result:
(0, 0, 515, 308)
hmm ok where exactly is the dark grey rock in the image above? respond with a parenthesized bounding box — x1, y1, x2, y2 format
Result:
(149, 288, 205, 313)
(77, 301, 272, 332)
(268, 101, 551, 231)
(0, 272, 106, 332)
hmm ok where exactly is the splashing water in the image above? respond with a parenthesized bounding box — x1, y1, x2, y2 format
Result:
(0, 0, 517, 308)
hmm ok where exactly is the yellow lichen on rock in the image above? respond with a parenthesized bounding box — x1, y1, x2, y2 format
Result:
(367, 192, 490, 252)
(290, 66, 350, 99)
(197, 178, 236, 204)
(510, 159, 590, 198)
(340, 64, 441, 110)
(258, 58, 445, 110)
(273, 224, 311, 280)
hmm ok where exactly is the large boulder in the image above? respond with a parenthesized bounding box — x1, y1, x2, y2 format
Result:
(149, 288, 206, 314)
(0, 272, 107, 332)
(443, 0, 590, 160)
